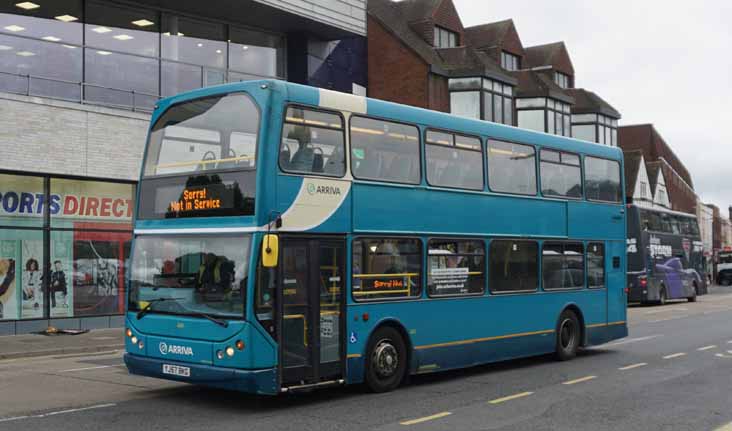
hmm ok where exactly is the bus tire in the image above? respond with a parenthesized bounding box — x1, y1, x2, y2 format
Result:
(688, 283, 698, 302)
(658, 287, 667, 305)
(555, 310, 580, 361)
(364, 327, 407, 393)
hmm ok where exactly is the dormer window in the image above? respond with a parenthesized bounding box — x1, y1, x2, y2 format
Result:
(434, 26, 457, 48)
(554, 72, 570, 89)
(501, 51, 519, 71)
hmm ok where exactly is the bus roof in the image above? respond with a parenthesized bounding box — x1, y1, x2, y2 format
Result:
(153, 79, 623, 161)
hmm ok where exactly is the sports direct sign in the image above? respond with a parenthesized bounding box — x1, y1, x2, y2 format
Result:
(0, 181, 134, 222)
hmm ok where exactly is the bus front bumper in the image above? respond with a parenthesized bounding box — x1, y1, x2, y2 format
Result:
(124, 353, 278, 395)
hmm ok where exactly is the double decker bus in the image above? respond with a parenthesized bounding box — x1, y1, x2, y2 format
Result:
(626, 205, 707, 304)
(124, 80, 628, 395)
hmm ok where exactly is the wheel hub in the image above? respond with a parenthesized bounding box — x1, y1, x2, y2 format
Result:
(560, 319, 574, 349)
(373, 340, 398, 378)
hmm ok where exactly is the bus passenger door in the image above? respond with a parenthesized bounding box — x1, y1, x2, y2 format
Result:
(278, 238, 345, 388)
(607, 240, 627, 324)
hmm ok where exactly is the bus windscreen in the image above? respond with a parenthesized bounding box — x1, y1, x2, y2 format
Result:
(138, 93, 258, 219)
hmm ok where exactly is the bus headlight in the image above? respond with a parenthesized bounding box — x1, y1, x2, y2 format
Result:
(131, 336, 138, 344)
(138, 341, 144, 349)
(216, 350, 224, 360)
(225, 346, 235, 357)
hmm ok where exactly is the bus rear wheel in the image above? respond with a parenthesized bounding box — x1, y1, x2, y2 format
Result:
(365, 327, 407, 393)
(688, 283, 698, 302)
(555, 310, 580, 361)
(658, 287, 667, 305)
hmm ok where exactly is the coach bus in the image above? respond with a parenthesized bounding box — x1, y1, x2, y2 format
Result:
(123, 80, 628, 395)
(626, 205, 707, 304)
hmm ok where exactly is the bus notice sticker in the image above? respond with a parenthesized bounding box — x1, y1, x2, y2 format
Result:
(431, 267, 470, 293)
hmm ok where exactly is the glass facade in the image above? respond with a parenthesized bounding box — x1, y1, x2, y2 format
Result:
(571, 113, 619, 146)
(449, 77, 514, 125)
(0, 0, 285, 111)
(0, 171, 134, 321)
(516, 97, 572, 136)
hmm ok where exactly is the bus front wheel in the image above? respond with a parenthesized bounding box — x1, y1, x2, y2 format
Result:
(365, 327, 407, 393)
(555, 310, 580, 361)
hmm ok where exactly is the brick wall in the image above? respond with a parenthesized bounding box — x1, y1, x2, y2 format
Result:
(0, 93, 149, 181)
(428, 73, 449, 112)
(432, 0, 464, 42)
(367, 16, 430, 108)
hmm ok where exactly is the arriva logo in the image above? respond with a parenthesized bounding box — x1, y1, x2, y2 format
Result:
(306, 182, 342, 196)
(159, 342, 193, 356)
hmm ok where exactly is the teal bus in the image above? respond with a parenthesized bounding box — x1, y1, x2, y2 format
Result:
(124, 80, 628, 395)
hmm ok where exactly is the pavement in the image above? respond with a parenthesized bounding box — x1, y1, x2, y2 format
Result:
(0, 328, 124, 360)
(1, 285, 732, 430)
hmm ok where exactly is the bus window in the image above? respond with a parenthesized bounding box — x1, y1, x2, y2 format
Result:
(352, 238, 422, 301)
(487, 140, 537, 195)
(540, 149, 582, 199)
(425, 130, 483, 190)
(350, 116, 420, 184)
(584, 156, 621, 202)
(542, 242, 585, 290)
(427, 239, 485, 297)
(587, 242, 605, 289)
(488, 240, 538, 293)
(279, 107, 345, 176)
(144, 93, 259, 176)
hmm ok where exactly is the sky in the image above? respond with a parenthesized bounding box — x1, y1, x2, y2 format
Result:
(453, 0, 732, 211)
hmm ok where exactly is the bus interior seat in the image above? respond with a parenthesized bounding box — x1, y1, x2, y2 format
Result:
(279, 146, 291, 169)
(312, 152, 324, 173)
(324, 145, 344, 175)
(290, 146, 314, 172)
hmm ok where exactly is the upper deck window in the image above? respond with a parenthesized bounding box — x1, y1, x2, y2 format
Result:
(487, 139, 536, 195)
(279, 107, 345, 177)
(584, 156, 622, 203)
(540, 149, 582, 199)
(350, 116, 420, 184)
(143, 92, 259, 177)
(425, 130, 483, 190)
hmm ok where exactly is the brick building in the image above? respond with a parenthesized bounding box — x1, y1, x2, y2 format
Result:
(618, 124, 697, 214)
(366, 0, 621, 144)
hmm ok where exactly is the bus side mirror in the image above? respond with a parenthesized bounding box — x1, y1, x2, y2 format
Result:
(262, 234, 279, 268)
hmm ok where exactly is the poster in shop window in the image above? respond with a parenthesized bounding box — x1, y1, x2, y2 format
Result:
(20, 240, 43, 319)
(50, 235, 73, 318)
(0, 240, 18, 321)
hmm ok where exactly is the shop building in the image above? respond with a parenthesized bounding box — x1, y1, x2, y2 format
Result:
(0, 0, 366, 334)
(618, 124, 697, 215)
(366, 0, 621, 144)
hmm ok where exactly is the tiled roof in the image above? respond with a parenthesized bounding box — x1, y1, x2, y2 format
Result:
(368, 0, 515, 84)
(511, 70, 574, 103)
(394, 0, 443, 22)
(623, 150, 643, 198)
(464, 19, 513, 49)
(524, 42, 566, 68)
(566, 88, 621, 118)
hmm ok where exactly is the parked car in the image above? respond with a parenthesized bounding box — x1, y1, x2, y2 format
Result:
(718, 269, 732, 286)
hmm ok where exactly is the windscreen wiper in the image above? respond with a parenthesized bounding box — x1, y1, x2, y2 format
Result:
(187, 311, 229, 328)
(136, 297, 185, 320)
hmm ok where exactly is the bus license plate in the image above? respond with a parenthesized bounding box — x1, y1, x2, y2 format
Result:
(162, 364, 190, 377)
